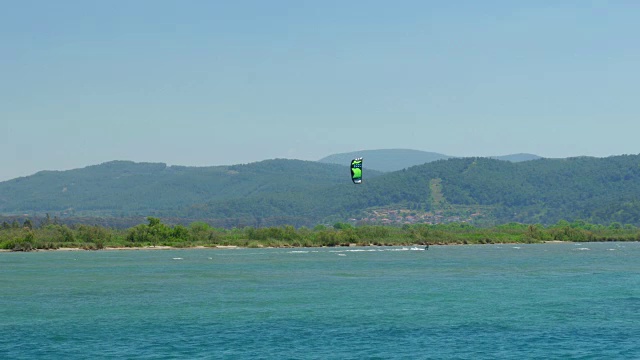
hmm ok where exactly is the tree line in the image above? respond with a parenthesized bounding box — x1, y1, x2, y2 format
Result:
(1, 217, 638, 252)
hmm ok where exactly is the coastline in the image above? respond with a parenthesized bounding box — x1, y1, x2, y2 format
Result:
(0, 242, 582, 253)
(0, 245, 241, 252)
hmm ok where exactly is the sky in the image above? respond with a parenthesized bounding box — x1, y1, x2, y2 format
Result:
(2, 1, 639, 181)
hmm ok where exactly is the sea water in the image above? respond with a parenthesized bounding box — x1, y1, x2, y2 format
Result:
(1, 242, 639, 359)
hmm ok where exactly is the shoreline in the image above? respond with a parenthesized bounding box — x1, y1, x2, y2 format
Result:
(0, 241, 588, 253)
(4, 240, 633, 253)
(0, 245, 241, 252)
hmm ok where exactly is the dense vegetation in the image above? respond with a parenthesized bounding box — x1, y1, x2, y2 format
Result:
(192, 155, 640, 226)
(1, 217, 638, 252)
(2, 154, 640, 227)
(0, 159, 381, 217)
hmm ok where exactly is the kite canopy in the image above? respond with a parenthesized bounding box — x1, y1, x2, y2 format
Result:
(351, 158, 362, 184)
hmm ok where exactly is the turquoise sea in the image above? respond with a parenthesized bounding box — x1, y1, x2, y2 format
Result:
(1, 242, 639, 359)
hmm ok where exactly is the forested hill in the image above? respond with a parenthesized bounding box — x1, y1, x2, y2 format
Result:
(404, 155, 640, 225)
(188, 155, 640, 227)
(2, 155, 640, 228)
(319, 149, 542, 172)
(0, 160, 382, 216)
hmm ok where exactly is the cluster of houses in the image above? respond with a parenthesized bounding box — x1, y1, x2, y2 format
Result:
(353, 208, 482, 225)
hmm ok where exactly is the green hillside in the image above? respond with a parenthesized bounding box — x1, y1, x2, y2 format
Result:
(187, 155, 640, 227)
(407, 156, 640, 225)
(2, 155, 640, 228)
(0, 159, 382, 216)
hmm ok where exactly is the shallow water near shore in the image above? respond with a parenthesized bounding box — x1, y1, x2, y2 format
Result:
(2, 242, 639, 359)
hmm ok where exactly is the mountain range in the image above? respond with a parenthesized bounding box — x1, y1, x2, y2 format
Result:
(318, 149, 541, 172)
(1, 150, 638, 228)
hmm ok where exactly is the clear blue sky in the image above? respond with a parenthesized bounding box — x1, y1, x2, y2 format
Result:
(2, 1, 639, 181)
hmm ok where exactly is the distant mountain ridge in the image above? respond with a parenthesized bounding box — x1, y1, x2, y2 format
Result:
(2, 152, 638, 228)
(190, 154, 640, 227)
(0, 159, 384, 216)
(489, 153, 542, 162)
(318, 149, 452, 172)
(319, 149, 542, 172)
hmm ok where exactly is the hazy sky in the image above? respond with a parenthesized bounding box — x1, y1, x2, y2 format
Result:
(2, 1, 639, 181)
